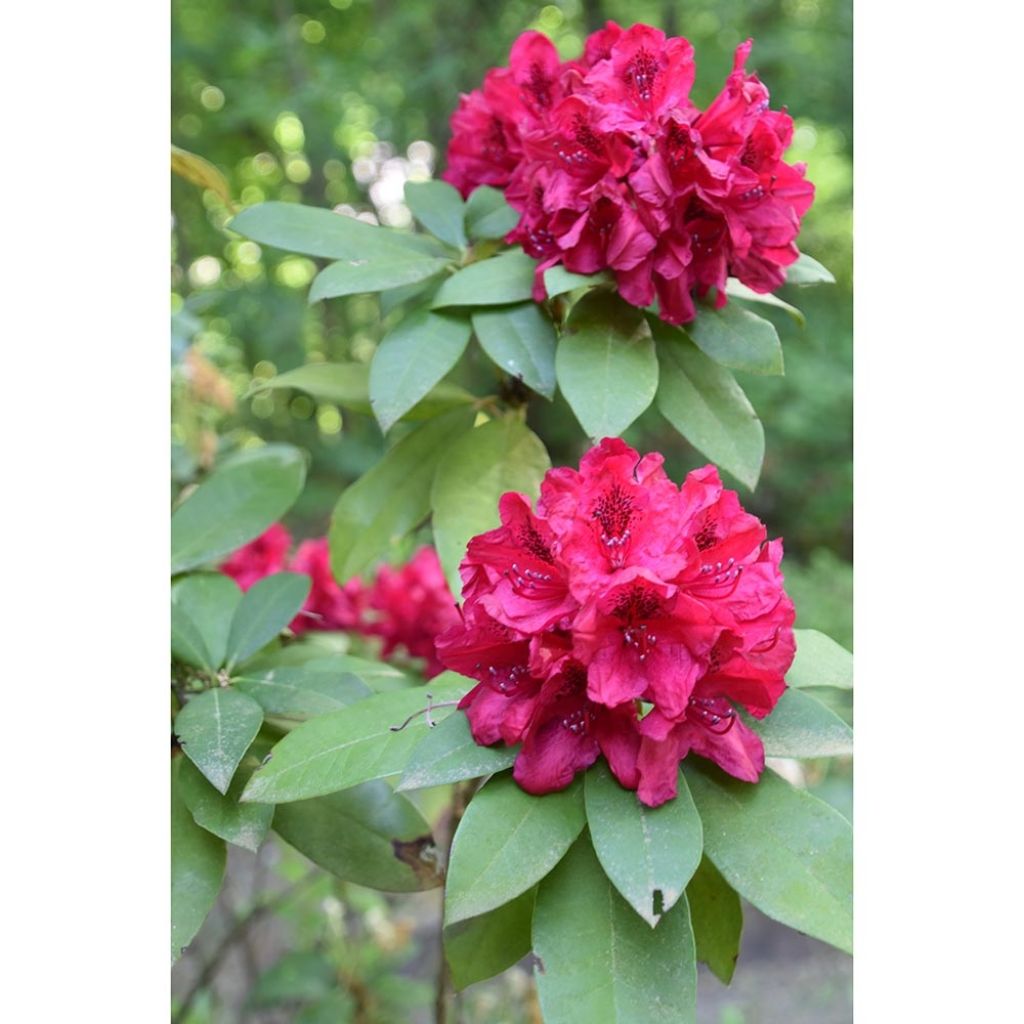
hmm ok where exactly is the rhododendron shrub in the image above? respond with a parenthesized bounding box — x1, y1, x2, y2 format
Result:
(444, 23, 814, 324)
(436, 438, 794, 805)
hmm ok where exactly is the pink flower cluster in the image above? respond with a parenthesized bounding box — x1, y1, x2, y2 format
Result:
(436, 438, 795, 806)
(443, 23, 814, 324)
(220, 528, 457, 678)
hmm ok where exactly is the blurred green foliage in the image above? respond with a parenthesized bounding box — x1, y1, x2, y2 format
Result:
(171, 0, 851, 603)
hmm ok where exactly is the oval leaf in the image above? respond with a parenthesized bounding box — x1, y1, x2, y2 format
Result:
(788, 629, 853, 689)
(533, 833, 697, 1024)
(725, 279, 806, 325)
(584, 762, 703, 927)
(405, 180, 467, 249)
(685, 763, 853, 954)
(171, 445, 306, 574)
(785, 252, 836, 286)
(224, 572, 311, 670)
(241, 676, 469, 804)
(172, 758, 226, 962)
(686, 855, 743, 984)
(398, 710, 518, 791)
(653, 320, 765, 491)
(329, 407, 476, 582)
(247, 363, 370, 409)
(444, 888, 535, 991)
(273, 779, 442, 892)
(432, 249, 537, 308)
(688, 304, 784, 376)
(370, 309, 472, 432)
(465, 186, 520, 241)
(748, 687, 854, 758)
(235, 666, 372, 719)
(309, 252, 451, 304)
(444, 773, 585, 926)
(175, 687, 265, 795)
(430, 417, 551, 594)
(472, 303, 557, 399)
(172, 574, 242, 671)
(542, 265, 612, 298)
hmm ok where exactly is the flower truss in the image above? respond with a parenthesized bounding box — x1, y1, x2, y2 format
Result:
(436, 438, 795, 806)
(444, 22, 814, 324)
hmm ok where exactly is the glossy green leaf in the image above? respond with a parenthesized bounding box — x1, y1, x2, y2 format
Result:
(249, 951, 337, 1007)
(171, 445, 306, 574)
(533, 833, 697, 1024)
(175, 687, 265, 794)
(785, 252, 836, 285)
(240, 650, 414, 693)
(688, 304, 784, 376)
(432, 249, 536, 308)
(171, 574, 242, 671)
(225, 572, 311, 670)
(247, 362, 370, 409)
(234, 666, 372, 719)
(556, 291, 658, 439)
(380, 276, 442, 317)
(472, 303, 557, 399)
(464, 186, 519, 241)
(405, 180, 467, 248)
(444, 773, 585, 925)
(653, 321, 765, 491)
(329, 407, 476, 582)
(748, 687, 854, 758)
(584, 762, 702, 927)
(686, 855, 742, 984)
(273, 780, 443, 891)
(309, 252, 451, 303)
(724, 280, 806, 325)
(788, 629, 853, 689)
(178, 742, 274, 853)
(543, 265, 613, 298)
(328, 655, 414, 692)
(398, 710, 518, 791)
(242, 676, 469, 804)
(445, 888, 535, 991)
(685, 764, 853, 954)
(230, 201, 443, 260)
(369, 309, 472, 432)
(172, 758, 226, 962)
(171, 602, 213, 672)
(431, 417, 550, 594)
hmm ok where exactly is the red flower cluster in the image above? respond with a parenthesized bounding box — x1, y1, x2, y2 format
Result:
(220, 531, 457, 677)
(443, 23, 813, 324)
(436, 438, 795, 806)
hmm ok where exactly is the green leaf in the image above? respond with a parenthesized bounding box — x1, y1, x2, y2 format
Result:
(178, 743, 274, 853)
(685, 764, 853, 954)
(533, 833, 697, 1024)
(653, 321, 765, 491)
(686, 855, 742, 984)
(224, 572, 311, 670)
(556, 291, 658, 438)
(464, 186, 519, 241)
(432, 249, 537, 308)
(472, 303, 557, 399)
(247, 362, 370, 409)
(430, 417, 551, 594)
(724, 280, 806, 325)
(329, 407, 476, 581)
(584, 762, 702, 927)
(309, 252, 451, 303)
(543, 265, 612, 298)
(748, 687, 854, 758)
(788, 629, 853, 689)
(249, 951, 337, 1007)
(445, 888, 535, 991)
(405, 180, 467, 248)
(370, 309, 472, 432)
(398, 710, 518, 791)
(172, 758, 226, 962)
(175, 687, 265, 795)
(785, 252, 836, 285)
(328, 655, 415, 692)
(444, 773, 585, 925)
(235, 666, 372, 719)
(688, 304, 784, 376)
(171, 445, 306, 574)
(172, 574, 242, 671)
(230, 201, 443, 260)
(241, 676, 469, 804)
(273, 780, 443, 891)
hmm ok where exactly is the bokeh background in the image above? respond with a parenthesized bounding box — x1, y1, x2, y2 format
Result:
(171, 2, 852, 1020)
